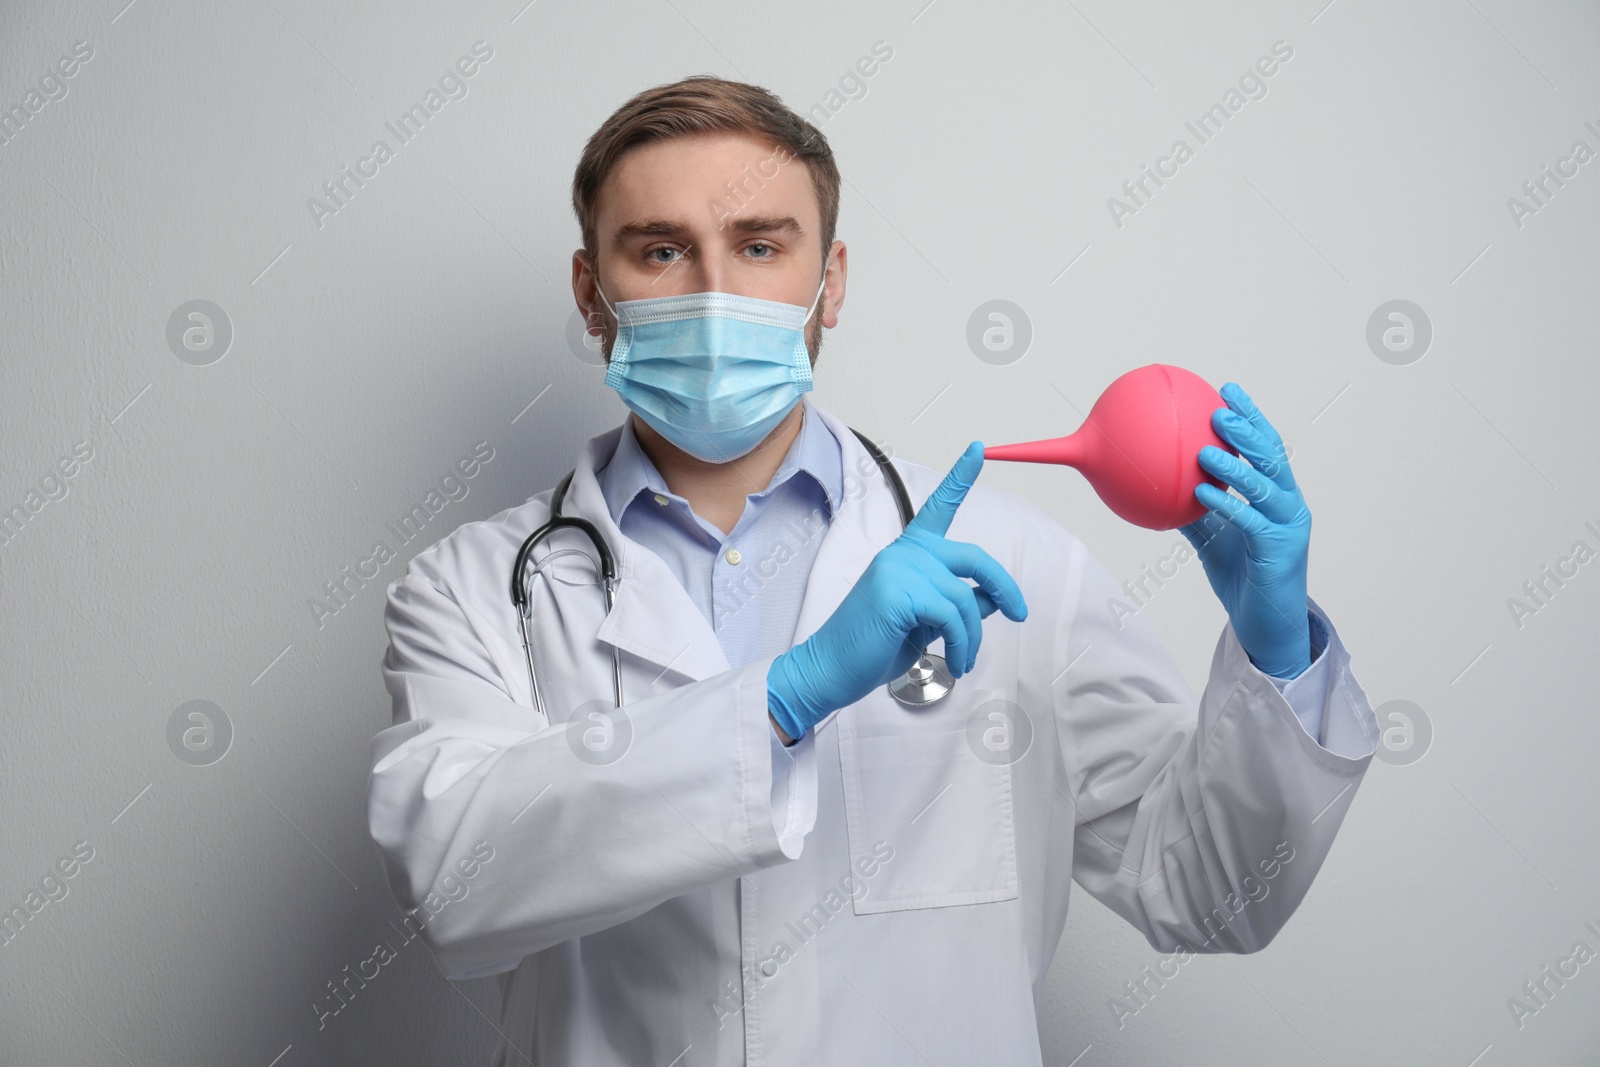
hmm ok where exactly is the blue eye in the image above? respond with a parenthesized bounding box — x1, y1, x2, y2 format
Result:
(648, 247, 682, 264)
(746, 243, 773, 259)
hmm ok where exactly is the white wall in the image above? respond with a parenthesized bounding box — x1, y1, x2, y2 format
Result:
(2, 0, 1597, 1063)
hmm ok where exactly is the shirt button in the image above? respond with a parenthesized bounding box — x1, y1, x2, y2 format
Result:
(653, 493, 669, 506)
(759, 958, 778, 977)
(724, 547, 742, 565)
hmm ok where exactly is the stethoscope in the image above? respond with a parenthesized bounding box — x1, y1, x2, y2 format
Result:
(510, 427, 958, 722)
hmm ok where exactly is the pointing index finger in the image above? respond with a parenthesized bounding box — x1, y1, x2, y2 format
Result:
(908, 440, 983, 537)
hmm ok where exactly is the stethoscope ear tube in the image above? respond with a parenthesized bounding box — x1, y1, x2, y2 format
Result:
(848, 429, 913, 525)
(513, 468, 621, 718)
(511, 473, 618, 614)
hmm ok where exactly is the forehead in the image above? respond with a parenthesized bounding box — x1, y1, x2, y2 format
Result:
(594, 131, 819, 233)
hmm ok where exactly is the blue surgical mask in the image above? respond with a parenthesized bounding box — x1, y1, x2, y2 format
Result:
(595, 275, 826, 463)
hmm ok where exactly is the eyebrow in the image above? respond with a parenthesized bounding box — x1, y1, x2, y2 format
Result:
(610, 214, 806, 247)
(722, 214, 806, 238)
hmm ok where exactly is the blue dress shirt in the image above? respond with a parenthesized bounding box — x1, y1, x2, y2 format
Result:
(597, 397, 844, 673)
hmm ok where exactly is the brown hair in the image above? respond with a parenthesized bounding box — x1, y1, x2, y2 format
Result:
(571, 75, 841, 267)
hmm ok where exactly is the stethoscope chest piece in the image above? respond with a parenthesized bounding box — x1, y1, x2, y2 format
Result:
(887, 651, 956, 707)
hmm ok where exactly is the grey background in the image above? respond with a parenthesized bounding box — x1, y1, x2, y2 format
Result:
(1, 0, 1596, 1063)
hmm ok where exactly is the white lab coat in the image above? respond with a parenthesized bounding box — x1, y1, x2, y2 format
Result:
(367, 401, 1381, 1067)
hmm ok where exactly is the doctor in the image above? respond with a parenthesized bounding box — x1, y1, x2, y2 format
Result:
(367, 75, 1380, 1066)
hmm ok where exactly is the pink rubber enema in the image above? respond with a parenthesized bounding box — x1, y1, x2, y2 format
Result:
(983, 364, 1232, 530)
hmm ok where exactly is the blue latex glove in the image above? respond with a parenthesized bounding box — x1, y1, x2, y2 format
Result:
(767, 441, 1029, 742)
(1179, 383, 1314, 680)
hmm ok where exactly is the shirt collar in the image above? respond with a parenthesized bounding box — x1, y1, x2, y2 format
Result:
(597, 395, 844, 525)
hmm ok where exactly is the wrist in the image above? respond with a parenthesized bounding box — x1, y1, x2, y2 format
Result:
(1253, 632, 1312, 679)
(1306, 608, 1328, 661)
(768, 711, 796, 746)
(766, 651, 812, 742)
(1266, 609, 1326, 679)
(1261, 651, 1312, 680)
(1241, 596, 1314, 679)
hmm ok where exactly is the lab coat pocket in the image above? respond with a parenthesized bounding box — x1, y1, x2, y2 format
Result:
(837, 686, 1018, 914)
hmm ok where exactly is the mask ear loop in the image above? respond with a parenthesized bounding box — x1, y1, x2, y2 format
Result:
(592, 277, 619, 321)
(590, 276, 629, 365)
(792, 269, 829, 382)
(803, 269, 828, 325)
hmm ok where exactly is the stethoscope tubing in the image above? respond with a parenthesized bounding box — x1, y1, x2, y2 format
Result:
(511, 427, 917, 718)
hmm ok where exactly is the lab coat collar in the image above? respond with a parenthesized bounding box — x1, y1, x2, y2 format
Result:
(558, 398, 909, 683)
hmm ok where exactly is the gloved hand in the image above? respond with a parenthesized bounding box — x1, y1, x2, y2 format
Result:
(1179, 382, 1314, 679)
(767, 441, 1029, 742)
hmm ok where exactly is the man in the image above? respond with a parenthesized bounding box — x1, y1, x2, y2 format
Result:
(367, 75, 1379, 1066)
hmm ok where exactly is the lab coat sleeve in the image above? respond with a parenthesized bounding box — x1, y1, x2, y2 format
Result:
(769, 727, 816, 856)
(366, 565, 807, 981)
(1054, 537, 1379, 955)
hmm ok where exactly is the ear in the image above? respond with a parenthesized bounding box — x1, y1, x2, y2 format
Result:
(821, 240, 848, 329)
(571, 249, 611, 352)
